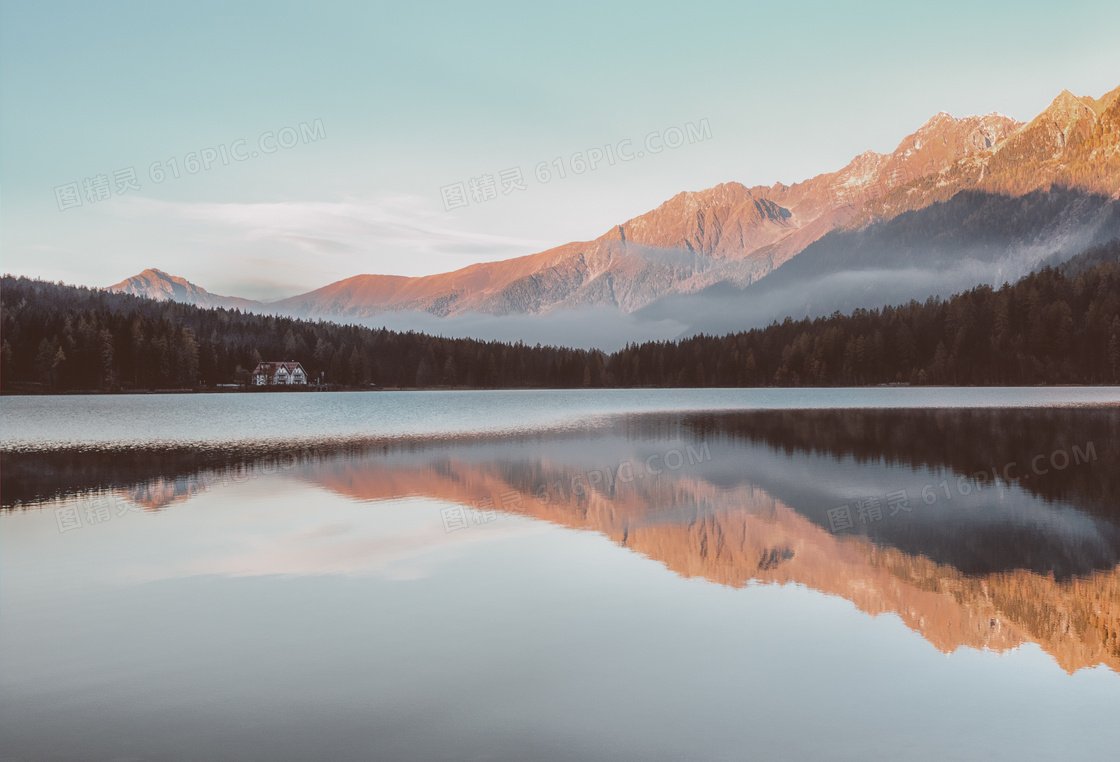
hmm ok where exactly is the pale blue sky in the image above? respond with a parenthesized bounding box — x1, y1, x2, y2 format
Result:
(2, 0, 1118, 298)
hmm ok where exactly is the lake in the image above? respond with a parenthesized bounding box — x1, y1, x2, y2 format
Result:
(2, 388, 1119, 761)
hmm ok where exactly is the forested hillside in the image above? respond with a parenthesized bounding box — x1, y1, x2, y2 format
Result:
(0, 279, 603, 391)
(617, 239, 1120, 387)
(3, 238, 1119, 391)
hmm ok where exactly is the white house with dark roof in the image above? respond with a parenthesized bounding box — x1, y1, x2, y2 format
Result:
(251, 361, 308, 386)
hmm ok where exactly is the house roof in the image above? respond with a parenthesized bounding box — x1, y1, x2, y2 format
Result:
(252, 361, 306, 375)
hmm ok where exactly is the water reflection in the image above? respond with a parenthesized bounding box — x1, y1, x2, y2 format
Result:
(4, 407, 1119, 675)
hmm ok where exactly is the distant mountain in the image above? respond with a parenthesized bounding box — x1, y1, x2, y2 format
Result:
(107, 83, 1120, 337)
(108, 269, 262, 311)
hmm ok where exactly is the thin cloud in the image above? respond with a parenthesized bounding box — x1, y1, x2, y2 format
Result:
(113, 194, 554, 272)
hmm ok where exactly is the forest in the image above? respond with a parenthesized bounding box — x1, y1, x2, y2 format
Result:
(2, 238, 1119, 391)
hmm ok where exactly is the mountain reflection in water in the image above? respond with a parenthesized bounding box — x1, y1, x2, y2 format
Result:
(4, 407, 1118, 674)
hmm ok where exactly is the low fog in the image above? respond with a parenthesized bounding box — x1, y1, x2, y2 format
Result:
(348, 306, 688, 352)
(260, 190, 1120, 351)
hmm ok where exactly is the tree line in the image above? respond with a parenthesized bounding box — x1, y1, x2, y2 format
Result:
(2, 239, 1119, 391)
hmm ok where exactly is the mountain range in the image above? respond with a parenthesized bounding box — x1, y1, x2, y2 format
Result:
(108, 83, 1120, 346)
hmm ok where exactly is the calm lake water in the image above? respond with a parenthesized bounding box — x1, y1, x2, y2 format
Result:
(3, 386, 1118, 451)
(2, 389, 1119, 761)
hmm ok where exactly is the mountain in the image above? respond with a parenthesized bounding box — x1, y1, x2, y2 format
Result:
(638, 187, 1120, 337)
(269, 110, 1023, 319)
(108, 84, 1119, 336)
(867, 84, 1120, 218)
(107, 268, 262, 311)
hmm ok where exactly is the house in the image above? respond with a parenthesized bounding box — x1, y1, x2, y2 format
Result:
(251, 361, 308, 386)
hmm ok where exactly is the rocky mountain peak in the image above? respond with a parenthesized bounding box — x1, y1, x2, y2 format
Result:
(107, 269, 261, 310)
(1037, 88, 1097, 127)
(891, 111, 1021, 165)
(1094, 83, 1120, 116)
(605, 180, 793, 258)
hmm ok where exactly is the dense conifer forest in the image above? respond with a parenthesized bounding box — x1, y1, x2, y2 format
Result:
(3, 239, 1119, 391)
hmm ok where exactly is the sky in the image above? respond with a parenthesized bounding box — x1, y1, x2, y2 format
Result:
(2, 0, 1118, 300)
